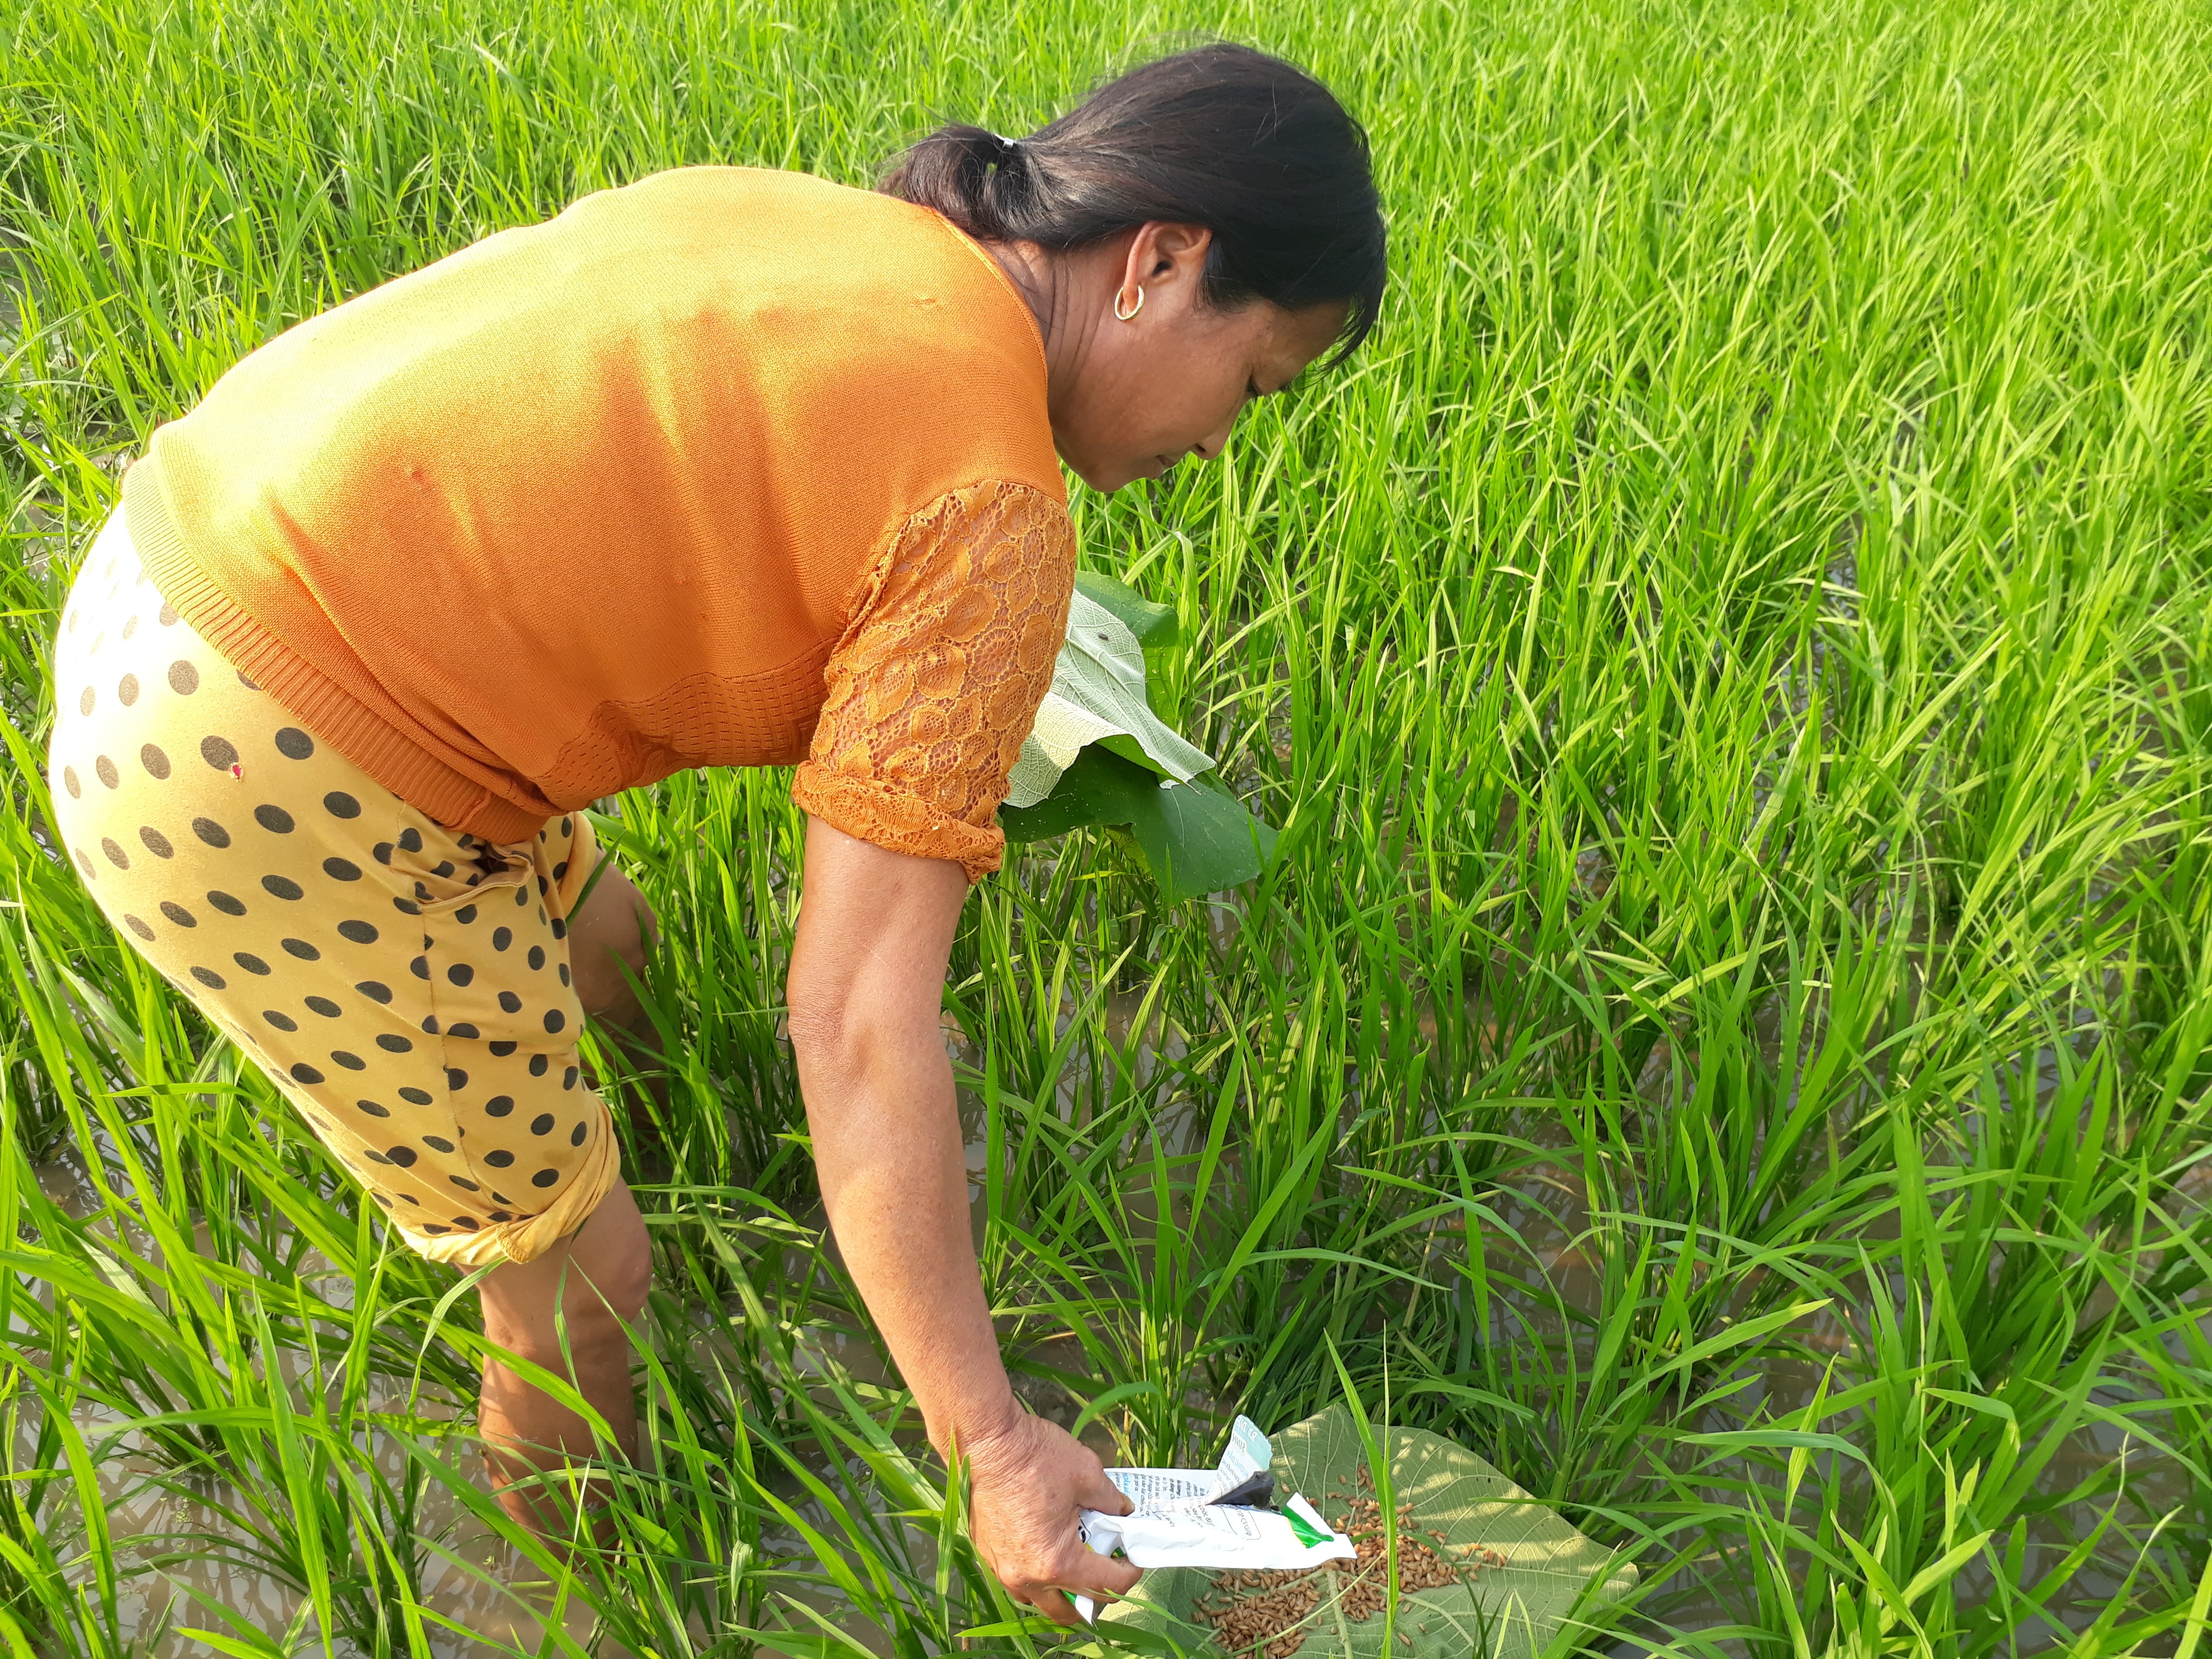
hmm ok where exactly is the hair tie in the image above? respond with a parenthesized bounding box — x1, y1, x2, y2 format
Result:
(987, 131, 1022, 162)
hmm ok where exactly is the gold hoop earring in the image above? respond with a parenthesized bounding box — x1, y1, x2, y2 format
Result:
(1114, 285, 1145, 322)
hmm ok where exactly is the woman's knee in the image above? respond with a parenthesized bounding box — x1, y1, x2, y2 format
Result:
(480, 1183, 652, 1349)
(550, 1182, 651, 1324)
(574, 1195, 652, 1323)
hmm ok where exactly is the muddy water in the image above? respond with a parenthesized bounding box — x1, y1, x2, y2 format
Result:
(38, 1416, 605, 1657)
(1475, 1146, 2188, 1642)
(30, 1152, 622, 1658)
(28, 990, 2204, 1655)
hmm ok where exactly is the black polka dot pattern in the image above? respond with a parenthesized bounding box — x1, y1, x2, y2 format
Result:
(44, 517, 611, 1266)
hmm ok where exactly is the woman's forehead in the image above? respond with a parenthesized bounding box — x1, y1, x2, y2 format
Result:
(1260, 298, 1354, 377)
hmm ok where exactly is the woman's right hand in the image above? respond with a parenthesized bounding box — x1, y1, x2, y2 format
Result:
(961, 1410, 1142, 1625)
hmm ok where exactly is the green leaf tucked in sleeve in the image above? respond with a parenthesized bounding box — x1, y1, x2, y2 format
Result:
(1074, 569, 1180, 649)
(1001, 746, 1276, 902)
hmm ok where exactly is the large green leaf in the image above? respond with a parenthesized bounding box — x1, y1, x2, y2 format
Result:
(1126, 772, 1278, 903)
(1075, 569, 1180, 649)
(1000, 747, 1276, 903)
(1002, 745, 1161, 845)
(1005, 588, 1212, 808)
(1100, 1406, 1637, 1657)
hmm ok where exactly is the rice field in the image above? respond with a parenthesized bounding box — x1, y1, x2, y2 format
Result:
(5, 0, 2212, 1650)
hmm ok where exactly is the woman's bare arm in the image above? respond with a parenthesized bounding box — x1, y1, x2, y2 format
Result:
(784, 816, 1138, 1624)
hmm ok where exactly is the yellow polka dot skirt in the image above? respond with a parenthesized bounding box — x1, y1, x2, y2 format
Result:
(46, 511, 619, 1267)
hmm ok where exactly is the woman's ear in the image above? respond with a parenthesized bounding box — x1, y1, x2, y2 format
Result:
(1127, 222, 1214, 292)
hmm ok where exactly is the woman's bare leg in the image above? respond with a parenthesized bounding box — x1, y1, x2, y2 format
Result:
(472, 854, 659, 1533)
(568, 859, 661, 1043)
(477, 1179, 652, 1531)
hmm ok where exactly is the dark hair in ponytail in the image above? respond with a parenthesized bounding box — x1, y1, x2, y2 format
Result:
(881, 44, 1387, 365)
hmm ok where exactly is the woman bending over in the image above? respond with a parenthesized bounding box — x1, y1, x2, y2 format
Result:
(47, 42, 1385, 1623)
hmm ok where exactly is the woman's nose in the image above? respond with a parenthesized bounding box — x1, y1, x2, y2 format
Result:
(1189, 417, 1237, 462)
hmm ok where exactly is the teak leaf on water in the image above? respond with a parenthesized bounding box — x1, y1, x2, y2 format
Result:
(1102, 1406, 1637, 1658)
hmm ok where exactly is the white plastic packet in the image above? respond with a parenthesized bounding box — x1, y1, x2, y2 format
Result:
(1071, 1417, 1354, 1622)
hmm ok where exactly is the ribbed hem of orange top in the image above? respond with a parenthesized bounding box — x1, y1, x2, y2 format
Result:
(120, 465, 550, 846)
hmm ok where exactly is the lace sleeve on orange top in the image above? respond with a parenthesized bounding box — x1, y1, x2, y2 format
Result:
(791, 480, 1075, 883)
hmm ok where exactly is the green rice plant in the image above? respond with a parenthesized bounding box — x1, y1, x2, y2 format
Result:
(4, 0, 2212, 1651)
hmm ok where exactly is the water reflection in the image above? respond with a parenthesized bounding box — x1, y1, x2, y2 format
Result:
(26, 958, 2206, 1656)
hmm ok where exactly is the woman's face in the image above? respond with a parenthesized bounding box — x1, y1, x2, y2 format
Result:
(1045, 224, 1352, 495)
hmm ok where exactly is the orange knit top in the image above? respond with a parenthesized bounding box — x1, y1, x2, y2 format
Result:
(121, 167, 1074, 881)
